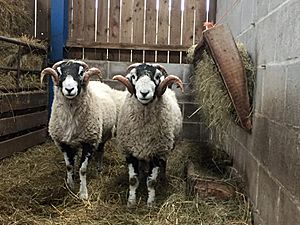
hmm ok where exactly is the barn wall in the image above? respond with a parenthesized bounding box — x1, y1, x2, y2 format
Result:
(214, 0, 300, 224)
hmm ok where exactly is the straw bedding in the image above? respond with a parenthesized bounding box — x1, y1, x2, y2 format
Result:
(0, 139, 252, 225)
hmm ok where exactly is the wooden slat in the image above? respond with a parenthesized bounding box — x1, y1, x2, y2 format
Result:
(109, 0, 121, 43)
(84, 0, 96, 42)
(97, 0, 108, 42)
(120, 49, 131, 62)
(36, 0, 50, 40)
(145, 51, 155, 63)
(132, 50, 143, 62)
(108, 49, 120, 61)
(84, 48, 96, 60)
(95, 49, 107, 60)
(169, 51, 180, 63)
(170, 0, 181, 45)
(0, 111, 48, 136)
(73, 0, 85, 41)
(0, 91, 47, 114)
(182, 0, 196, 45)
(195, 0, 206, 43)
(145, 0, 156, 45)
(67, 41, 190, 51)
(67, 47, 83, 59)
(157, 51, 167, 63)
(132, 0, 144, 44)
(68, 0, 74, 41)
(120, 0, 133, 43)
(157, 0, 169, 45)
(0, 128, 47, 159)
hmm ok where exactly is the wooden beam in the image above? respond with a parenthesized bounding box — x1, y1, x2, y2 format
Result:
(0, 128, 47, 159)
(67, 41, 190, 52)
(0, 111, 48, 136)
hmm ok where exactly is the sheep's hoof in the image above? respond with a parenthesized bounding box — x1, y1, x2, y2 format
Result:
(147, 201, 156, 208)
(127, 199, 136, 208)
(79, 191, 88, 200)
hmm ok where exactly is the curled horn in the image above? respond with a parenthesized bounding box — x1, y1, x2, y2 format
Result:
(40, 68, 59, 86)
(112, 75, 134, 94)
(152, 63, 168, 76)
(74, 60, 89, 71)
(126, 63, 142, 73)
(52, 60, 66, 70)
(83, 67, 103, 83)
(156, 75, 184, 97)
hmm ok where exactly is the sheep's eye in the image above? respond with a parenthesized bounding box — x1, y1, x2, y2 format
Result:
(131, 75, 136, 80)
(155, 75, 160, 81)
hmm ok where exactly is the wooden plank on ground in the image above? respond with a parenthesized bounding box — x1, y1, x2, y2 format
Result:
(195, 0, 206, 43)
(36, 0, 50, 40)
(132, 0, 144, 44)
(157, 0, 169, 45)
(0, 128, 47, 159)
(84, 0, 96, 42)
(0, 111, 48, 136)
(120, 0, 133, 44)
(145, 0, 156, 45)
(109, 0, 121, 43)
(170, 0, 181, 45)
(97, 0, 108, 42)
(0, 91, 47, 114)
(182, 0, 195, 46)
(73, 0, 85, 41)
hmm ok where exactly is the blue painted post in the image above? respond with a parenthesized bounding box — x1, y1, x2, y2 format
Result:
(49, 0, 68, 114)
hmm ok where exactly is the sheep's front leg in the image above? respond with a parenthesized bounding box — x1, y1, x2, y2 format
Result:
(60, 143, 76, 190)
(146, 157, 161, 207)
(126, 155, 139, 207)
(79, 143, 94, 200)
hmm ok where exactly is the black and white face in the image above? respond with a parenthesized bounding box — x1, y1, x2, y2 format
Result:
(56, 61, 86, 99)
(126, 63, 166, 104)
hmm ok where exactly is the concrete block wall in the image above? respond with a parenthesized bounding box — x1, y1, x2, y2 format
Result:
(86, 60, 209, 142)
(215, 0, 300, 224)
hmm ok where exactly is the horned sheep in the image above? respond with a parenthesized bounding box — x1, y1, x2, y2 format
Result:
(41, 60, 118, 200)
(113, 63, 184, 207)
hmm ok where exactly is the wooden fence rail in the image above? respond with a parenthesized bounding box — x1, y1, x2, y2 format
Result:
(67, 0, 207, 63)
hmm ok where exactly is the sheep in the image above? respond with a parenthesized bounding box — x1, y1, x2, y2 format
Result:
(112, 63, 184, 207)
(40, 60, 117, 200)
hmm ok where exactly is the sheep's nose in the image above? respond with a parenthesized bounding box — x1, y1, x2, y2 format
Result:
(65, 87, 74, 94)
(140, 90, 149, 97)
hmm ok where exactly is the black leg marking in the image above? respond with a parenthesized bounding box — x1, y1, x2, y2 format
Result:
(59, 143, 76, 190)
(95, 142, 105, 172)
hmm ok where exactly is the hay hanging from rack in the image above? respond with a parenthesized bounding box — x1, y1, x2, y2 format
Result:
(188, 42, 255, 137)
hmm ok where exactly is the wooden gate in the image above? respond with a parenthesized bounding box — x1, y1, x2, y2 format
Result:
(67, 0, 207, 63)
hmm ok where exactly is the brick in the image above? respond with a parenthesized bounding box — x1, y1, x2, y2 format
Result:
(233, 140, 246, 175)
(253, 68, 264, 114)
(257, 166, 280, 225)
(275, 0, 300, 62)
(182, 123, 200, 141)
(254, 0, 269, 21)
(237, 26, 256, 61)
(278, 190, 300, 225)
(182, 64, 193, 84)
(269, 123, 300, 199)
(225, 1, 242, 36)
(85, 60, 109, 79)
(244, 151, 259, 207)
(107, 61, 131, 78)
(256, 11, 277, 65)
(268, 0, 283, 11)
(252, 115, 270, 166)
(241, 0, 255, 31)
(261, 64, 286, 123)
(158, 63, 185, 81)
(216, 0, 227, 21)
(285, 62, 300, 127)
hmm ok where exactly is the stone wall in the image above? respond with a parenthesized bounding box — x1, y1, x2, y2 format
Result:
(214, 0, 300, 224)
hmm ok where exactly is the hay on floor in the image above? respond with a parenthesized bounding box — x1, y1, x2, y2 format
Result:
(0, 139, 252, 225)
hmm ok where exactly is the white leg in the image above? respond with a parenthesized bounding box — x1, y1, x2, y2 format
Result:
(63, 152, 75, 190)
(147, 167, 159, 207)
(79, 157, 89, 200)
(127, 163, 139, 207)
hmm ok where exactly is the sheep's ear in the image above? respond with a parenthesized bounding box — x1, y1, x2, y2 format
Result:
(112, 75, 134, 94)
(83, 67, 103, 83)
(156, 75, 184, 96)
(40, 68, 59, 86)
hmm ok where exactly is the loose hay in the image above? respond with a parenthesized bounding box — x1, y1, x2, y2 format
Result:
(0, 139, 252, 225)
(188, 42, 255, 146)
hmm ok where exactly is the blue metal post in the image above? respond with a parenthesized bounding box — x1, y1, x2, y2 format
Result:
(49, 0, 68, 113)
